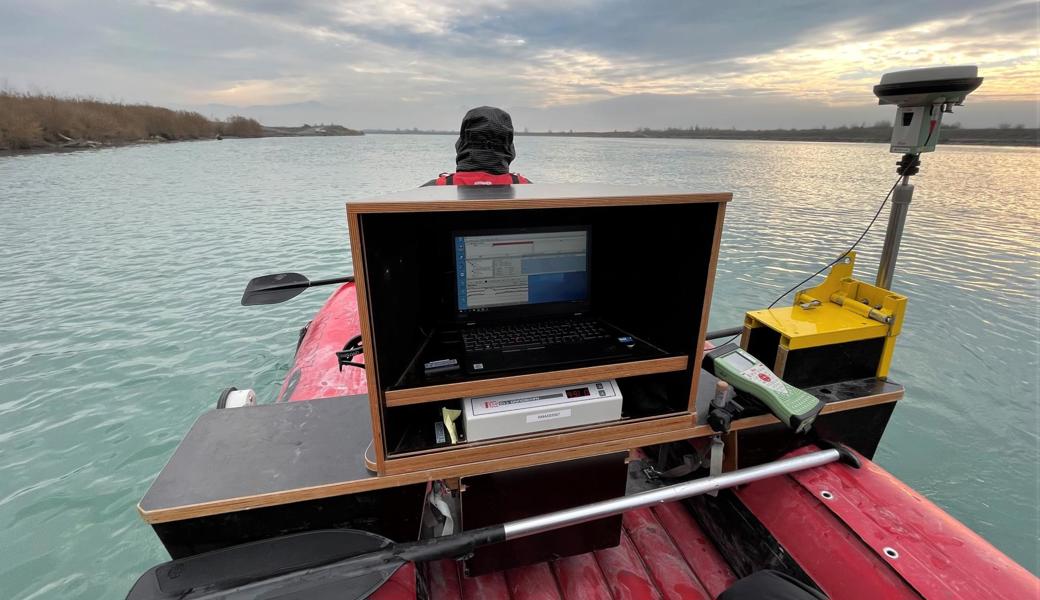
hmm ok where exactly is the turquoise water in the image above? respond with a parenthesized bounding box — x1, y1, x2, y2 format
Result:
(0, 136, 1037, 598)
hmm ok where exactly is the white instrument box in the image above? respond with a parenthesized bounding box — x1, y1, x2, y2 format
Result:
(462, 380, 622, 442)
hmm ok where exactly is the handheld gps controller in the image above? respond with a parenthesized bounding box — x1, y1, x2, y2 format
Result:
(702, 343, 824, 433)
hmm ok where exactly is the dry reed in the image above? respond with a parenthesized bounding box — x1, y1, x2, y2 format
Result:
(0, 92, 263, 150)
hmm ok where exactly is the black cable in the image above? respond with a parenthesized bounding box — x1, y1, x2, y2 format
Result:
(714, 175, 904, 348)
(764, 176, 902, 309)
(922, 105, 938, 148)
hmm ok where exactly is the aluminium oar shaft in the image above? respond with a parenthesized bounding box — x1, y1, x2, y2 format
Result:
(260, 275, 353, 292)
(308, 275, 354, 287)
(705, 326, 743, 340)
(502, 448, 841, 540)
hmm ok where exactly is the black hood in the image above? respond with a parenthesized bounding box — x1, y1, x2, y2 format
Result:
(455, 106, 516, 175)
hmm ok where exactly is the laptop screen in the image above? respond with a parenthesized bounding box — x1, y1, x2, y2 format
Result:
(454, 227, 589, 314)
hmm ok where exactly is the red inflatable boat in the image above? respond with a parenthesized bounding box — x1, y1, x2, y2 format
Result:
(274, 282, 1036, 600)
(277, 282, 367, 403)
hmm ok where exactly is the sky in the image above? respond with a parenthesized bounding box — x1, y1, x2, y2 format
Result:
(0, 0, 1036, 130)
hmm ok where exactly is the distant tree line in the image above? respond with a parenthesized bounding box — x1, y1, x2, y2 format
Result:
(0, 92, 264, 151)
(517, 121, 1036, 146)
(218, 116, 264, 138)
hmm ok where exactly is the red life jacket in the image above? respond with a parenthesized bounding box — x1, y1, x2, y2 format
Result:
(433, 171, 530, 185)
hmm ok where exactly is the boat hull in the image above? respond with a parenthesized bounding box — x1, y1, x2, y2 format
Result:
(277, 282, 368, 402)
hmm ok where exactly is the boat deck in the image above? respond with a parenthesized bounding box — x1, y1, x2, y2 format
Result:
(426, 500, 736, 600)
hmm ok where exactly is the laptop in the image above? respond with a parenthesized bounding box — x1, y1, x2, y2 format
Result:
(452, 226, 654, 375)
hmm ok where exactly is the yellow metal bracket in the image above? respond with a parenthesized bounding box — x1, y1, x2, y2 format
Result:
(796, 252, 907, 337)
(743, 252, 907, 378)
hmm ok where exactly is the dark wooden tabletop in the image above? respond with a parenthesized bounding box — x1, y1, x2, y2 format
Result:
(139, 396, 376, 518)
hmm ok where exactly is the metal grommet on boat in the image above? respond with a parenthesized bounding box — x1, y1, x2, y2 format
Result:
(820, 490, 834, 500)
(883, 547, 899, 559)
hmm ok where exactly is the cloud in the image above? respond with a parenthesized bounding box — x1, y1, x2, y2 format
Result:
(0, 0, 1035, 128)
(198, 77, 322, 105)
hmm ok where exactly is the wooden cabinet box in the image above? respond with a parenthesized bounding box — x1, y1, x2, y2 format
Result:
(347, 184, 730, 474)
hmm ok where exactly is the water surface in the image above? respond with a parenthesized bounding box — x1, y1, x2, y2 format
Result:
(1, 135, 1037, 598)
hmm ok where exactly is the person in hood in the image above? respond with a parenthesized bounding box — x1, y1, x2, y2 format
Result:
(424, 106, 531, 186)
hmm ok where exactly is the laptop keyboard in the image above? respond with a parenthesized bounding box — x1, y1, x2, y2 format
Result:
(463, 320, 612, 352)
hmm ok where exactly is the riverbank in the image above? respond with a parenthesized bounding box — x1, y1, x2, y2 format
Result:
(367, 125, 1039, 147)
(0, 93, 362, 155)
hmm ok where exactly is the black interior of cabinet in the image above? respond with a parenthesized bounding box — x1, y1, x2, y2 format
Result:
(383, 371, 695, 457)
(359, 203, 719, 391)
(384, 401, 464, 455)
(461, 452, 628, 576)
(616, 370, 693, 418)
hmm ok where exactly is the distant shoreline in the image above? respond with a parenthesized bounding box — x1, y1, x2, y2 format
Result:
(3, 89, 1033, 157)
(366, 126, 1038, 148)
(0, 128, 365, 157)
(0, 92, 362, 156)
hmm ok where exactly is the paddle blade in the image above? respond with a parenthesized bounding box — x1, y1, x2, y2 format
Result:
(241, 272, 310, 306)
(126, 529, 402, 600)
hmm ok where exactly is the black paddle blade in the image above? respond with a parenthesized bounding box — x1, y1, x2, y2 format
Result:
(126, 529, 403, 600)
(241, 272, 310, 306)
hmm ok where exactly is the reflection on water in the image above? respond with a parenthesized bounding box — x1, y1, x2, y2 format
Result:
(0, 136, 1037, 597)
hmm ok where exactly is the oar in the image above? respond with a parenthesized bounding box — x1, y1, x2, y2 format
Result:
(127, 445, 858, 600)
(240, 273, 354, 306)
(705, 326, 742, 340)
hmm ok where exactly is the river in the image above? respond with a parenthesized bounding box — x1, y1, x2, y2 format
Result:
(0, 135, 1037, 598)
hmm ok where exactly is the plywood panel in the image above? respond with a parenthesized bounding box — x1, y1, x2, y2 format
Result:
(380, 413, 697, 473)
(384, 356, 688, 407)
(347, 184, 731, 213)
(688, 202, 727, 415)
(348, 210, 387, 471)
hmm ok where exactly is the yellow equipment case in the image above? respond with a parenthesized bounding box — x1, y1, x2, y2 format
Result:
(741, 252, 907, 388)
